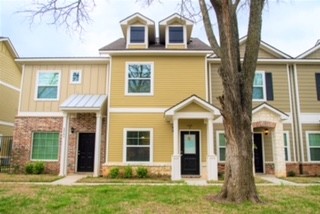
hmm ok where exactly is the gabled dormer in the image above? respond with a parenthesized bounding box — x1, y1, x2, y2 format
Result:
(120, 13, 155, 49)
(159, 13, 193, 49)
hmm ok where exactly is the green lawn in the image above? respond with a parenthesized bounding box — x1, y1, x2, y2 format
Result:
(0, 184, 319, 213)
(281, 176, 320, 184)
(0, 174, 61, 182)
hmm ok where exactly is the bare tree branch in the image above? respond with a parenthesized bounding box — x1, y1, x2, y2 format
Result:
(18, 0, 96, 34)
(198, 0, 221, 57)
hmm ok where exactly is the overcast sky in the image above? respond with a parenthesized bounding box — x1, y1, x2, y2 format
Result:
(1, 0, 320, 57)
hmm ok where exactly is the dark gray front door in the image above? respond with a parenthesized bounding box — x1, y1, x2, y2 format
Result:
(254, 133, 264, 173)
(77, 133, 95, 172)
(181, 131, 200, 175)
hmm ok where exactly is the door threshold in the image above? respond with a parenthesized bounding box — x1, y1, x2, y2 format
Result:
(182, 175, 201, 178)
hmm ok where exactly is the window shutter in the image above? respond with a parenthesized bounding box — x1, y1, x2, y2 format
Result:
(265, 72, 274, 101)
(316, 73, 320, 101)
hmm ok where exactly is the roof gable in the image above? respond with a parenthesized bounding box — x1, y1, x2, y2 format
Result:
(239, 37, 291, 59)
(165, 95, 220, 121)
(297, 41, 320, 59)
(0, 37, 19, 58)
(252, 102, 288, 120)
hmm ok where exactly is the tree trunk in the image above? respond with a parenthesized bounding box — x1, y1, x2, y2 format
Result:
(203, 0, 265, 203)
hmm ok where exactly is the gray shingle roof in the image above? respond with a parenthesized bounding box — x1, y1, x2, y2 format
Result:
(99, 37, 212, 51)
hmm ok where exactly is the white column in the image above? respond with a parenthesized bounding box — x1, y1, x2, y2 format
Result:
(93, 112, 102, 177)
(171, 118, 181, 180)
(59, 113, 69, 176)
(207, 118, 218, 180)
(273, 123, 287, 177)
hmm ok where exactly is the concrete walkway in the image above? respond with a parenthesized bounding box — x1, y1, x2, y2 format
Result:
(40, 174, 318, 186)
(51, 174, 87, 185)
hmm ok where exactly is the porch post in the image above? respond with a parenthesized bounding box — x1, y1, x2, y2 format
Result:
(93, 112, 102, 177)
(207, 118, 218, 180)
(171, 118, 181, 180)
(272, 123, 286, 177)
(59, 112, 69, 176)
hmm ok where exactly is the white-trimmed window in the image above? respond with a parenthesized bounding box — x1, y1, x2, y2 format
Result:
(168, 26, 184, 43)
(307, 132, 320, 161)
(124, 129, 153, 163)
(283, 132, 291, 161)
(217, 131, 226, 162)
(130, 26, 145, 43)
(125, 62, 154, 95)
(36, 71, 60, 100)
(31, 132, 59, 161)
(253, 71, 266, 101)
(70, 70, 82, 84)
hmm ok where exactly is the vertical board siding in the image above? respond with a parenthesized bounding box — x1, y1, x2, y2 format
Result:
(110, 56, 206, 107)
(20, 64, 108, 112)
(296, 65, 320, 112)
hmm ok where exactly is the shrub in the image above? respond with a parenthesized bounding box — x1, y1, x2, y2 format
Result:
(124, 166, 133, 178)
(25, 163, 34, 174)
(287, 171, 296, 177)
(136, 167, 148, 178)
(109, 167, 120, 179)
(33, 162, 45, 174)
(25, 162, 45, 174)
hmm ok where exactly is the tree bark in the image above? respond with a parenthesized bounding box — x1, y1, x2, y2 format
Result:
(201, 0, 265, 203)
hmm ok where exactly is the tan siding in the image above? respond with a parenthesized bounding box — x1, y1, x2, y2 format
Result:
(302, 124, 320, 162)
(211, 64, 290, 112)
(166, 44, 186, 49)
(20, 64, 108, 112)
(239, 43, 280, 59)
(178, 102, 209, 112)
(0, 125, 13, 136)
(108, 113, 172, 162)
(305, 49, 320, 59)
(0, 42, 21, 88)
(128, 45, 146, 49)
(111, 56, 206, 107)
(296, 64, 320, 113)
(0, 85, 19, 123)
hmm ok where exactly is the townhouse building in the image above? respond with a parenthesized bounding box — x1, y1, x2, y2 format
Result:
(12, 13, 320, 179)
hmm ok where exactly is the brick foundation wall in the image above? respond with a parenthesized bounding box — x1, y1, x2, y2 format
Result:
(286, 163, 300, 175)
(12, 113, 106, 175)
(301, 164, 320, 176)
(102, 165, 171, 177)
(265, 163, 275, 174)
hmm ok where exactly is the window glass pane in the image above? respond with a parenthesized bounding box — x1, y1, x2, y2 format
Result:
(310, 148, 320, 161)
(128, 80, 151, 93)
(128, 64, 151, 78)
(169, 27, 183, 43)
(37, 86, 58, 99)
(219, 133, 226, 146)
(309, 134, 320, 146)
(38, 73, 59, 85)
(127, 131, 138, 138)
(219, 148, 226, 161)
(284, 148, 288, 161)
(32, 133, 59, 160)
(127, 147, 150, 162)
(130, 27, 145, 43)
(283, 133, 288, 146)
(253, 73, 263, 86)
(253, 87, 263, 99)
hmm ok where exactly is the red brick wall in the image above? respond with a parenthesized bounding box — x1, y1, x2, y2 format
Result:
(12, 117, 63, 174)
(12, 113, 106, 175)
(301, 164, 320, 176)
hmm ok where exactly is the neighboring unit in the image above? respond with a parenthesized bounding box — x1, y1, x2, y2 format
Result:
(12, 13, 320, 179)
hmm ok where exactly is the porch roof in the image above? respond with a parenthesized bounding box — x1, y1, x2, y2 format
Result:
(164, 94, 220, 121)
(60, 94, 107, 112)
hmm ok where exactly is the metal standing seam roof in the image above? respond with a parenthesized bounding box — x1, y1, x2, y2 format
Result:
(60, 95, 107, 111)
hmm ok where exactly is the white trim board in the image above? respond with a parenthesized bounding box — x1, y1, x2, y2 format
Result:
(0, 121, 14, 127)
(0, 80, 20, 92)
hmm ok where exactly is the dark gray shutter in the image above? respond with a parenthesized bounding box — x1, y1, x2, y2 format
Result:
(265, 72, 274, 101)
(316, 73, 320, 101)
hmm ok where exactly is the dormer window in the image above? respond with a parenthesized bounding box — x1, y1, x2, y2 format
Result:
(169, 26, 184, 43)
(130, 26, 145, 43)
